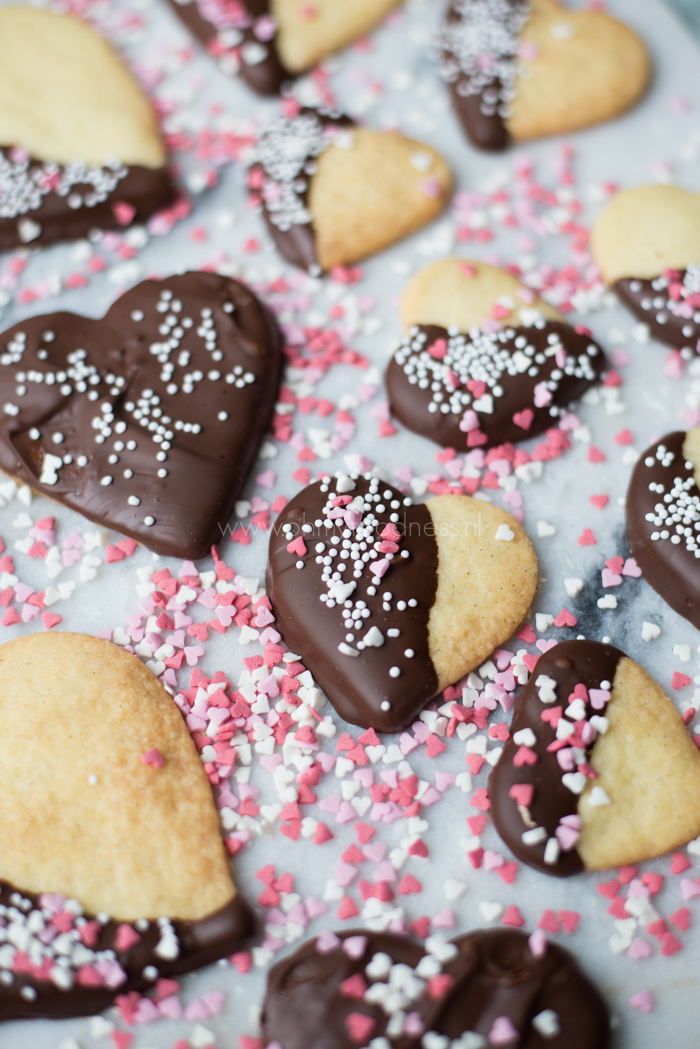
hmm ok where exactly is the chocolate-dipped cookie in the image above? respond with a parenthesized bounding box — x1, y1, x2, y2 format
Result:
(262, 927, 610, 1049)
(0, 632, 253, 1020)
(490, 640, 700, 876)
(626, 429, 700, 628)
(250, 106, 451, 273)
(385, 260, 606, 451)
(432, 0, 650, 151)
(0, 7, 173, 252)
(267, 471, 538, 732)
(0, 271, 283, 559)
(592, 186, 700, 351)
(167, 0, 402, 96)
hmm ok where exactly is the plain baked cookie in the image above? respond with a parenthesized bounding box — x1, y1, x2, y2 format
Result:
(0, 272, 283, 560)
(0, 6, 173, 251)
(167, 0, 402, 96)
(0, 631, 252, 1021)
(626, 428, 700, 629)
(385, 259, 606, 451)
(250, 106, 452, 272)
(267, 470, 538, 731)
(262, 927, 610, 1049)
(489, 639, 700, 876)
(592, 185, 700, 350)
(432, 0, 651, 150)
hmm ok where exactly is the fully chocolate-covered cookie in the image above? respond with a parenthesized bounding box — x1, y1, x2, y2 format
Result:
(261, 927, 610, 1049)
(489, 640, 700, 876)
(0, 272, 283, 559)
(267, 473, 538, 732)
(0, 8, 173, 252)
(626, 429, 700, 628)
(250, 106, 451, 274)
(386, 260, 605, 450)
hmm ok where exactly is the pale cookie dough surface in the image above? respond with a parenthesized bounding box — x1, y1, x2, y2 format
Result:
(273, 0, 402, 74)
(309, 129, 452, 271)
(0, 632, 235, 921)
(684, 427, 700, 489)
(578, 656, 700, 870)
(0, 7, 165, 167)
(507, 0, 651, 143)
(591, 185, 700, 284)
(400, 258, 561, 333)
(426, 495, 539, 690)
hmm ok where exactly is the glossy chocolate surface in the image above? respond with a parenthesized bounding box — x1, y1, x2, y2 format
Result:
(0, 879, 253, 1021)
(490, 640, 623, 877)
(626, 430, 700, 629)
(0, 149, 173, 253)
(432, 0, 530, 151)
(267, 475, 438, 732)
(166, 0, 290, 96)
(615, 269, 700, 350)
(386, 321, 605, 451)
(0, 272, 283, 559)
(262, 927, 610, 1049)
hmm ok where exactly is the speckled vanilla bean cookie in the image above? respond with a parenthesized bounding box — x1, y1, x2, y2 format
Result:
(626, 428, 700, 629)
(592, 186, 700, 351)
(250, 106, 452, 272)
(167, 0, 402, 95)
(267, 471, 538, 732)
(0, 6, 173, 251)
(0, 272, 283, 559)
(432, 0, 650, 151)
(0, 631, 252, 1021)
(262, 927, 610, 1049)
(490, 640, 700, 876)
(385, 259, 606, 451)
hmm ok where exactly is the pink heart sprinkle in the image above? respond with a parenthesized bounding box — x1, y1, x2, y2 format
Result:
(629, 990, 654, 1013)
(488, 1015, 519, 1045)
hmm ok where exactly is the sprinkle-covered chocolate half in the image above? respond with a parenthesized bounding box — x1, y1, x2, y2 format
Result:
(261, 927, 610, 1049)
(615, 266, 700, 351)
(431, 0, 530, 151)
(0, 880, 252, 1021)
(267, 473, 439, 732)
(166, 0, 290, 96)
(626, 430, 700, 629)
(0, 148, 173, 253)
(0, 272, 283, 559)
(490, 640, 623, 877)
(251, 106, 353, 273)
(385, 319, 605, 451)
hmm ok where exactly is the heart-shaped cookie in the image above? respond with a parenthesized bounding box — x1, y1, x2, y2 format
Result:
(167, 0, 402, 95)
(262, 927, 610, 1049)
(0, 631, 252, 1021)
(385, 259, 606, 451)
(592, 186, 700, 351)
(0, 7, 173, 252)
(490, 640, 700, 876)
(626, 428, 700, 628)
(250, 106, 452, 272)
(432, 0, 650, 151)
(0, 272, 282, 559)
(267, 470, 537, 731)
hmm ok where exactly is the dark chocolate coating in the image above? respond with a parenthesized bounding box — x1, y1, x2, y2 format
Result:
(433, 0, 530, 152)
(0, 879, 253, 1021)
(266, 477, 439, 732)
(0, 152, 174, 253)
(626, 430, 700, 629)
(615, 274, 700, 350)
(0, 271, 283, 559)
(165, 0, 291, 96)
(262, 927, 610, 1049)
(489, 640, 624, 877)
(385, 322, 605, 451)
